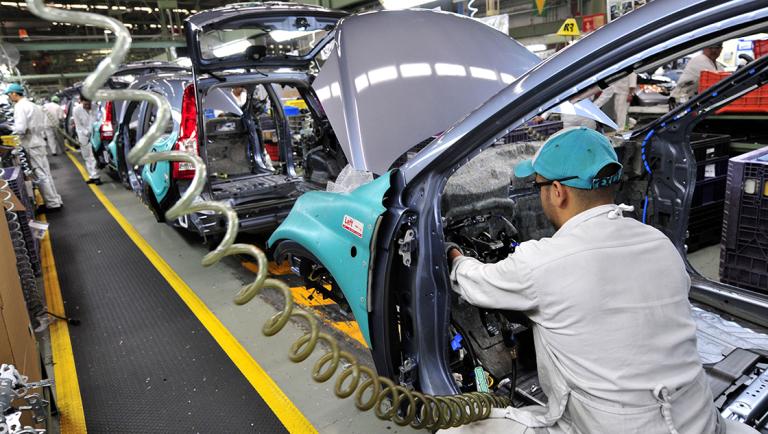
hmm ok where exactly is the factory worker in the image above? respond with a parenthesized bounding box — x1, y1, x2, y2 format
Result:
(5, 83, 63, 212)
(444, 127, 722, 434)
(43, 95, 65, 155)
(593, 72, 637, 131)
(72, 95, 101, 184)
(670, 43, 724, 106)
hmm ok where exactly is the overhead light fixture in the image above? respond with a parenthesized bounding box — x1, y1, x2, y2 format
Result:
(380, 0, 434, 10)
(211, 39, 251, 58)
(75, 58, 84, 62)
(269, 30, 316, 43)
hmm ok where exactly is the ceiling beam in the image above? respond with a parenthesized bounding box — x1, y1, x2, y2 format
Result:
(15, 40, 185, 51)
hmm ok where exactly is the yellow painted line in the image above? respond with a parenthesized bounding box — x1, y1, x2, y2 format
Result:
(39, 216, 88, 434)
(64, 152, 317, 433)
(267, 261, 292, 276)
(331, 321, 368, 348)
(64, 142, 78, 153)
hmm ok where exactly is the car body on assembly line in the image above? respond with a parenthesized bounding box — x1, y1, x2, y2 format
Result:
(113, 3, 349, 239)
(268, 2, 768, 430)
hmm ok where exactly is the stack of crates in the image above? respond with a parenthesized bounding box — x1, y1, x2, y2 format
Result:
(719, 145, 768, 293)
(0, 166, 41, 276)
(698, 71, 768, 114)
(687, 133, 731, 252)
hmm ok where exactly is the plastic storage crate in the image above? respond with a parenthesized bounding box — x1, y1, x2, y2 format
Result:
(719, 146, 768, 293)
(687, 134, 731, 251)
(698, 71, 768, 113)
(754, 39, 768, 59)
(0, 166, 41, 276)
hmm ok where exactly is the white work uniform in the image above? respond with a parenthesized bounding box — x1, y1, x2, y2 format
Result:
(72, 103, 100, 180)
(43, 101, 64, 155)
(671, 53, 723, 103)
(593, 73, 637, 131)
(445, 204, 722, 434)
(11, 97, 63, 209)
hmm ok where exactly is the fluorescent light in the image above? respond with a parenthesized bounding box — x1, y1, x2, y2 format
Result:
(526, 44, 547, 52)
(367, 66, 398, 85)
(469, 66, 497, 81)
(75, 58, 84, 62)
(380, 0, 434, 9)
(212, 39, 251, 57)
(399, 63, 432, 77)
(355, 74, 370, 92)
(435, 63, 466, 77)
(269, 30, 317, 43)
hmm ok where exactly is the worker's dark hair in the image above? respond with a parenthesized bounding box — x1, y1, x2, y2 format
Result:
(568, 163, 621, 203)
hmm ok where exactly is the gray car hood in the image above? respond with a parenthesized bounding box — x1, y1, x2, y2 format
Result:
(314, 9, 616, 175)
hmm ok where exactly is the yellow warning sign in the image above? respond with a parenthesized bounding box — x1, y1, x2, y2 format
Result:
(535, 0, 546, 15)
(557, 18, 580, 36)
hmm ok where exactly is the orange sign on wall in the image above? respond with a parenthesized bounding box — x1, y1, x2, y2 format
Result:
(582, 13, 606, 33)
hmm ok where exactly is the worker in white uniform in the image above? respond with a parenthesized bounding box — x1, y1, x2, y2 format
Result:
(443, 127, 725, 434)
(43, 95, 65, 156)
(72, 95, 102, 184)
(593, 72, 637, 131)
(670, 43, 723, 106)
(5, 84, 63, 212)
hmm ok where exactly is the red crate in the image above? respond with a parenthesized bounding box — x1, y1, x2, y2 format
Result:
(754, 39, 768, 59)
(698, 70, 768, 113)
(265, 143, 279, 162)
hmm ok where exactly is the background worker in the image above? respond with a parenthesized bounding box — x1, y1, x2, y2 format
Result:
(43, 95, 65, 155)
(72, 95, 101, 184)
(593, 72, 637, 132)
(670, 43, 724, 107)
(444, 127, 721, 434)
(5, 83, 63, 212)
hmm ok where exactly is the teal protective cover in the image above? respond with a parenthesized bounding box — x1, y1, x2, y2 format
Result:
(267, 173, 391, 345)
(141, 131, 177, 202)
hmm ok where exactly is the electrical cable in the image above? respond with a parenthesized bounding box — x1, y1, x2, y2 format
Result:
(25, 1, 513, 430)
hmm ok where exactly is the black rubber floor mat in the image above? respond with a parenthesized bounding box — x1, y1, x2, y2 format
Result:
(45, 155, 288, 433)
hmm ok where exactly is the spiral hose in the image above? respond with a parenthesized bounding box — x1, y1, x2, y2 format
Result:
(0, 168, 46, 325)
(24, 1, 512, 429)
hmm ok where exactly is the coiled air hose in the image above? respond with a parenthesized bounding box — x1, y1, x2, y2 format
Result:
(24, 1, 512, 429)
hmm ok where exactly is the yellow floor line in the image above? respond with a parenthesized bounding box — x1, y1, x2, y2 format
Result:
(331, 321, 368, 348)
(63, 152, 317, 434)
(39, 216, 88, 434)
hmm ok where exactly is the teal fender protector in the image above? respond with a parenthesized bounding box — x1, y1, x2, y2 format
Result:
(267, 173, 391, 346)
(141, 131, 177, 202)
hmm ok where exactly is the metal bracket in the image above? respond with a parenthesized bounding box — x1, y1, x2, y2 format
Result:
(397, 228, 416, 267)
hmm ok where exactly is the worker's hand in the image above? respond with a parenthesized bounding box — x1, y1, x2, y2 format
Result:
(668, 97, 677, 111)
(445, 242, 463, 267)
(626, 93, 634, 103)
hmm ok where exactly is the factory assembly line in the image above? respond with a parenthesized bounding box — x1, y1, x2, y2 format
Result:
(1, 0, 768, 433)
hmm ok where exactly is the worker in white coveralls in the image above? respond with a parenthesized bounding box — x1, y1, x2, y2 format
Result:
(43, 95, 65, 156)
(5, 84, 63, 213)
(443, 127, 736, 434)
(593, 72, 637, 131)
(72, 95, 101, 185)
(670, 43, 724, 107)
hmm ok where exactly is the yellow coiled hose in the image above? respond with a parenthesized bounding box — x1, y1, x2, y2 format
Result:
(24, 1, 511, 429)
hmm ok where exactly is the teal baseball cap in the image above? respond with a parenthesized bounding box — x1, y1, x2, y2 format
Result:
(514, 126, 622, 190)
(3, 83, 24, 95)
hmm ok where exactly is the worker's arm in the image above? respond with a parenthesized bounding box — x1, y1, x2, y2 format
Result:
(11, 102, 29, 136)
(448, 247, 538, 312)
(72, 107, 89, 137)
